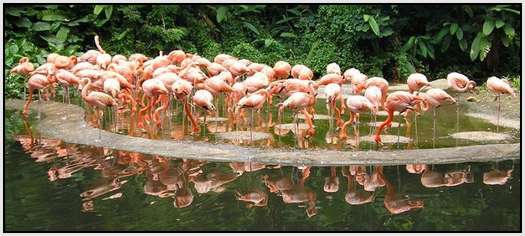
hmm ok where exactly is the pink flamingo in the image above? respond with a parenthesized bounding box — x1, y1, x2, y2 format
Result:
(10, 57, 34, 76)
(326, 63, 341, 75)
(364, 85, 382, 134)
(94, 35, 111, 69)
(486, 76, 516, 131)
(172, 78, 200, 134)
(192, 89, 216, 134)
(236, 89, 270, 140)
(138, 78, 169, 129)
(447, 72, 476, 133)
(316, 74, 344, 86)
(324, 83, 345, 129)
(420, 88, 456, 145)
(374, 91, 422, 145)
(291, 64, 314, 80)
(407, 73, 431, 93)
(355, 77, 389, 105)
(338, 95, 376, 146)
(23, 74, 55, 117)
(277, 91, 316, 139)
(55, 69, 80, 103)
(343, 68, 367, 86)
(273, 61, 291, 80)
(81, 78, 117, 140)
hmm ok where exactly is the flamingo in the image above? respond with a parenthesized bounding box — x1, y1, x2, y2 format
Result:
(291, 64, 314, 80)
(80, 78, 117, 141)
(111, 54, 127, 64)
(407, 73, 431, 93)
(138, 78, 169, 129)
(10, 57, 34, 76)
(71, 62, 98, 74)
(355, 77, 389, 104)
(339, 95, 376, 147)
(447, 72, 476, 133)
(192, 89, 216, 135)
(326, 63, 341, 75)
(343, 68, 367, 86)
(316, 74, 344, 86)
(273, 61, 291, 80)
(55, 69, 80, 103)
(486, 76, 516, 132)
(364, 85, 382, 135)
(94, 35, 111, 69)
(374, 91, 422, 145)
(23, 74, 55, 117)
(277, 91, 316, 140)
(206, 62, 228, 77)
(324, 83, 345, 136)
(236, 89, 270, 141)
(78, 50, 100, 64)
(419, 88, 456, 146)
(172, 79, 199, 134)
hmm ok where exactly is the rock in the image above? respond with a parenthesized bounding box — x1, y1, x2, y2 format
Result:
(450, 131, 512, 142)
(367, 121, 403, 128)
(199, 116, 228, 123)
(360, 135, 412, 144)
(215, 131, 272, 141)
(297, 113, 332, 120)
(429, 79, 449, 90)
(466, 96, 479, 102)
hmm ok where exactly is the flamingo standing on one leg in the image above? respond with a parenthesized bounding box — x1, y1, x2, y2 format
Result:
(172, 78, 200, 134)
(374, 91, 422, 145)
(138, 78, 169, 130)
(236, 89, 270, 142)
(23, 74, 55, 117)
(80, 78, 117, 141)
(192, 89, 217, 135)
(486, 76, 516, 132)
(339, 95, 376, 147)
(447, 72, 476, 134)
(324, 83, 345, 133)
(419, 88, 457, 147)
(364, 85, 382, 137)
(55, 69, 80, 104)
(10, 57, 35, 76)
(277, 91, 316, 142)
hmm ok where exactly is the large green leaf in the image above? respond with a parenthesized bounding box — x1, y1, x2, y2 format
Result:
(495, 19, 505, 28)
(501, 35, 511, 47)
(433, 27, 449, 43)
(216, 6, 228, 23)
(41, 13, 66, 21)
(449, 23, 459, 35)
(15, 18, 32, 28)
(469, 33, 482, 61)
(6, 44, 19, 56)
(482, 20, 495, 35)
(418, 42, 428, 57)
(104, 6, 113, 19)
(56, 26, 70, 42)
(459, 38, 468, 51)
(368, 16, 380, 36)
(363, 14, 370, 21)
(478, 37, 491, 61)
(280, 32, 297, 38)
(503, 24, 515, 38)
(456, 28, 463, 40)
(401, 36, 415, 52)
(242, 22, 259, 35)
(6, 8, 23, 16)
(32, 22, 51, 31)
(94, 5, 105, 15)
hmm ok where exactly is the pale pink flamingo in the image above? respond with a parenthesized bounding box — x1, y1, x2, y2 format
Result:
(273, 61, 291, 80)
(94, 35, 111, 69)
(291, 64, 314, 80)
(447, 72, 476, 133)
(81, 78, 117, 140)
(277, 91, 316, 139)
(339, 95, 376, 146)
(316, 74, 344, 86)
(419, 88, 456, 146)
(23, 74, 55, 117)
(343, 68, 367, 86)
(486, 76, 516, 131)
(192, 89, 216, 135)
(172, 78, 199, 134)
(324, 83, 345, 130)
(236, 89, 270, 140)
(326, 63, 341, 75)
(138, 78, 169, 129)
(78, 50, 100, 64)
(10, 57, 34, 76)
(407, 73, 431, 93)
(55, 69, 80, 103)
(355, 77, 389, 105)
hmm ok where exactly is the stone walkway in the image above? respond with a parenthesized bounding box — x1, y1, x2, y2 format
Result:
(6, 99, 519, 166)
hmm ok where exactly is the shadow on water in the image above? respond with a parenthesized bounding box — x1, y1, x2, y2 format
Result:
(4, 110, 521, 231)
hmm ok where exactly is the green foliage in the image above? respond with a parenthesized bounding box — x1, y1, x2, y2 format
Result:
(3, 4, 521, 99)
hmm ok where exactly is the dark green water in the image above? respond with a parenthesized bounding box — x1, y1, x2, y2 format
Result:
(4, 110, 521, 231)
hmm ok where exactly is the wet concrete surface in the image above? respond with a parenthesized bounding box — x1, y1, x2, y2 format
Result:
(6, 99, 520, 166)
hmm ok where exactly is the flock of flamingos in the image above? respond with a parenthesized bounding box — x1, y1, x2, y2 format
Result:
(10, 35, 516, 146)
